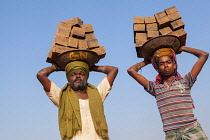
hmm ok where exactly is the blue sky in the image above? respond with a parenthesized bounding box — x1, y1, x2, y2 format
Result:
(1, 0, 209, 139)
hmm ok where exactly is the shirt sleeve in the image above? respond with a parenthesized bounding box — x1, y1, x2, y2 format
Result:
(184, 72, 196, 88)
(97, 77, 112, 102)
(144, 81, 156, 97)
(45, 81, 61, 107)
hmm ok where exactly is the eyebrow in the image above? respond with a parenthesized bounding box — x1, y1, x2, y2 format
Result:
(159, 59, 172, 64)
(71, 71, 85, 74)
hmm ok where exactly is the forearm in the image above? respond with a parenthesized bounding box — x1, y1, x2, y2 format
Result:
(91, 65, 118, 86)
(91, 65, 118, 74)
(37, 65, 57, 79)
(37, 65, 58, 92)
(181, 46, 209, 78)
(181, 46, 209, 59)
(127, 61, 150, 88)
(127, 60, 149, 74)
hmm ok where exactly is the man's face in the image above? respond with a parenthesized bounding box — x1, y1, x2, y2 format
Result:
(157, 56, 176, 77)
(68, 71, 88, 91)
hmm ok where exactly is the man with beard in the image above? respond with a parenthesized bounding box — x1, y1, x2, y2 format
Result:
(127, 46, 208, 140)
(37, 61, 118, 140)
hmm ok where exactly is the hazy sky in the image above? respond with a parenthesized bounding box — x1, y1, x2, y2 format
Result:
(1, 0, 209, 140)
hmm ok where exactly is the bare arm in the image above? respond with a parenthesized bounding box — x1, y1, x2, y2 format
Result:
(127, 59, 151, 89)
(178, 46, 209, 78)
(90, 65, 118, 86)
(36, 65, 61, 92)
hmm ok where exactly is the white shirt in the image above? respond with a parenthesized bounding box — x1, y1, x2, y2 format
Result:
(45, 77, 111, 140)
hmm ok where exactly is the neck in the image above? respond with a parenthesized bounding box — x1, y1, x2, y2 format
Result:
(74, 90, 88, 99)
(74, 90, 87, 94)
(163, 76, 174, 86)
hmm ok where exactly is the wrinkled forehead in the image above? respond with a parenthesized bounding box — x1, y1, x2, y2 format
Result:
(69, 69, 88, 75)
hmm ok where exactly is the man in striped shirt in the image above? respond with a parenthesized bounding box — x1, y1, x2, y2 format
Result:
(127, 46, 208, 140)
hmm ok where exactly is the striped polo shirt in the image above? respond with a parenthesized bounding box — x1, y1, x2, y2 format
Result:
(145, 72, 197, 132)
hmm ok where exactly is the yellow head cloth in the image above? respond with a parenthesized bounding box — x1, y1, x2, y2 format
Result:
(65, 61, 89, 80)
(153, 48, 173, 62)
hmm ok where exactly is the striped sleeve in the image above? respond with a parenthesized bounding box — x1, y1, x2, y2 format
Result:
(184, 72, 196, 88)
(144, 81, 156, 97)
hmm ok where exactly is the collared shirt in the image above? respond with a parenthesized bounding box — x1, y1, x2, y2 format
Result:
(145, 72, 197, 132)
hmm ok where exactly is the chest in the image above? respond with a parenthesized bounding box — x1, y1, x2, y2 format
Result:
(76, 92, 89, 99)
(154, 80, 191, 99)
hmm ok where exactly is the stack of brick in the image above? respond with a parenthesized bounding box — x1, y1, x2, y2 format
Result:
(46, 17, 106, 63)
(133, 6, 187, 58)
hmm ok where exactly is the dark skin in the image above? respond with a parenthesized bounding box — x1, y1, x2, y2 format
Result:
(127, 46, 209, 88)
(37, 64, 118, 99)
(68, 70, 89, 99)
(157, 55, 177, 86)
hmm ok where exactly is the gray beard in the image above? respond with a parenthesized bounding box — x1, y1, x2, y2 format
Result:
(70, 79, 88, 91)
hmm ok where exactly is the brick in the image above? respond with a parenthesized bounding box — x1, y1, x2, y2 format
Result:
(147, 30, 159, 39)
(81, 24, 94, 33)
(68, 37, 78, 48)
(156, 16, 170, 28)
(70, 26, 85, 38)
(57, 22, 72, 30)
(52, 44, 73, 54)
(154, 11, 170, 28)
(56, 28, 70, 37)
(165, 6, 178, 15)
(64, 17, 83, 26)
(78, 39, 88, 50)
(145, 16, 156, 24)
(135, 40, 147, 47)
(54, 35, 69, 46)
(133, 23, 146, 32)
(154, 11, 167, 19)
(90, 46, 106, 59)
(85, 33, 96, 40)
(169, 28, 187, 46)
(168, 11, 181, 21)
(170, 19, 184, 30)
(133, 17, 145, 24)
(46, 45, 74, 63)
(146, 23, 158, 31)
(159, 26, 173, 35)
(87, 39, 100, 49)
(135, 32, 147, 43)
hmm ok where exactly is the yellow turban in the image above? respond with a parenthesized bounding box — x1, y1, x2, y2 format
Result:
(151, 48, 177, 69)
(65, 61, 89, 79)
(153, 48, 173, 62)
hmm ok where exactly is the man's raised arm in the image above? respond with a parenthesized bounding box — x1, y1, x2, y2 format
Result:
(178, 46, 209, 78)
(90, 65, 118, 86)
(36, 65, 61, 92)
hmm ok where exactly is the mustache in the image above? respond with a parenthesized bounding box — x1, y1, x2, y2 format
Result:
(74, 78, 83, 82)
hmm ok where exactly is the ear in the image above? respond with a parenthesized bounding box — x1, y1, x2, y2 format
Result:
(173, 63, 177, 70)
(155, 68, 159, 72)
